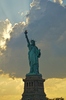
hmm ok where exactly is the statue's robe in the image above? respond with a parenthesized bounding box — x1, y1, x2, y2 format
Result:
(28, 44, 41, 73)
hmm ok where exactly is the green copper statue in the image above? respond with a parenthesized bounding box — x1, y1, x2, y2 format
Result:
(24, 30, 41, 75)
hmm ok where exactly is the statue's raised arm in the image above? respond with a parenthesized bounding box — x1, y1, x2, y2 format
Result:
(24, 30, 30, 45)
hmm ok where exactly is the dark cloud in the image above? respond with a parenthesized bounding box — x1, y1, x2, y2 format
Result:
(0, 0, 66, 78)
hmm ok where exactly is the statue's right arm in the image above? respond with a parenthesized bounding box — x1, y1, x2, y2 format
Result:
(25, 34, 30, 45)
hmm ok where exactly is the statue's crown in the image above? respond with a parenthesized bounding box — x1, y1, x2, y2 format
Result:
(31, 40, 35, 43)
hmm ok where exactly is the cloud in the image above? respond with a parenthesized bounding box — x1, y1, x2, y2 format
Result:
(45, 78, 66, 99)
(0, 19, 12, 55)
(0, 0, 66, 78)
(11, 21, 26, 38)
(26, 0, 48, 23)
(54, 0, 63, 4)
(0, 75, 24, 100)
(0, 21, 26, 78)
(24, 0, 66, 78)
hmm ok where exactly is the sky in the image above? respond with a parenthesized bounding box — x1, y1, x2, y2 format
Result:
(0, 0, 66, 100)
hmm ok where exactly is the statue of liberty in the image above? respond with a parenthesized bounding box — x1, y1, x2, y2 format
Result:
(24, 30, 41, 75)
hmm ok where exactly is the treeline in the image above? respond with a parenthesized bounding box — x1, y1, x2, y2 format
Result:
(46, 97, 64, 100)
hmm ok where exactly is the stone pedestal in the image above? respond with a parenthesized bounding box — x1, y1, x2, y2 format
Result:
(21, 75, 46, 100)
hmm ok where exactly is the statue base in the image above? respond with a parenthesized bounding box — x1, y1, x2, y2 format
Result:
(26, 72, 42, 77)
(21, 74, 47, 100)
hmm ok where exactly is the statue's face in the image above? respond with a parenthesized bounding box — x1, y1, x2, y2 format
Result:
(31, 40, 35, 46)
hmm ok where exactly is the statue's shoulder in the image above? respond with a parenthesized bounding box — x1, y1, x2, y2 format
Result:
(35, 46, 39, 51)
(35, 46, 41, 57)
